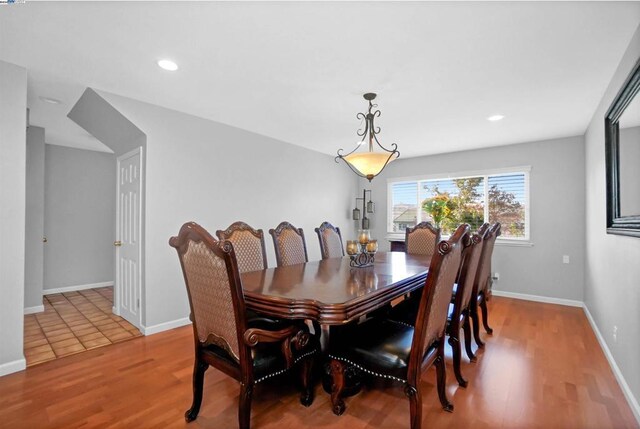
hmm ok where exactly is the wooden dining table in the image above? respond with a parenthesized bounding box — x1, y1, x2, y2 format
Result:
(240, 251, 431, 325)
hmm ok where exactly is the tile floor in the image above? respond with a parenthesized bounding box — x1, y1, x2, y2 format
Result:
(23, 287, 142, 366)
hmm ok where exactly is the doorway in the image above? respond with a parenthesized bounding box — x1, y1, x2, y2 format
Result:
(113, 147, 144, 329)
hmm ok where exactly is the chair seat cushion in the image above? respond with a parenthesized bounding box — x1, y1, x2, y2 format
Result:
(390, 300, 455, 326)
(246, 309, 293, 331)
(203, 342, 288, 381)
(203, 317, 318, 383)
(329, 318, 414, 381)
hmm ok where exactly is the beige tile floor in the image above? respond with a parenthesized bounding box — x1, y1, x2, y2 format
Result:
(24, 287, 142, 366)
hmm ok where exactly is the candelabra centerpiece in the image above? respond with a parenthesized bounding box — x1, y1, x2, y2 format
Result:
(346, 230, 378, 268)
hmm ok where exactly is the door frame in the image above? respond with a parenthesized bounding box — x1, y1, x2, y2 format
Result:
(113, 146, 144, 330)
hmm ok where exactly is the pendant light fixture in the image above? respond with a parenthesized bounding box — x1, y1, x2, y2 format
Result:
(336, 93, 400, 181)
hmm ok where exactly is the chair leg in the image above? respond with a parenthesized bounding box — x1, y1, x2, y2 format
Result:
(238, 382, 253, 429)
(470, 303, 485, 349)
(462, 314, 476, 362)
(479, 295, 493, 335)
(434, 347, 454, 412)
(299, 356, 315, 407)
(185, 359, 208, 422)
(448, 333, 467, 388)
(404, 384, 422, 429)
(329, 359, 346, 416)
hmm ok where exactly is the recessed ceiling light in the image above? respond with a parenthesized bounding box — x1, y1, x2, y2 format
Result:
(157, 59, 178, 71)
(487, 114, 505, 122)
(39, 96, 61, 105)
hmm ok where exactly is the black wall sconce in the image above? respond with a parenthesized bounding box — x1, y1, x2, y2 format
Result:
(352, 189, 374, 229)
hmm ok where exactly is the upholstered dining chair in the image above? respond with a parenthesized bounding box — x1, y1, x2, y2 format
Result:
(387, 222, 441, 321)
(447, 230, 484, 387)
(386, 227, 484, 388)
(216, 221, 268, 274)
(217, 221, 291, 327)
(169, 222, 318, 429)
(327, 224, 469, 429)
(315, 221, 345, 259)
(269, 221, 309, 267)
(405, 221, 440, 257)
(470, 222, 501, 348)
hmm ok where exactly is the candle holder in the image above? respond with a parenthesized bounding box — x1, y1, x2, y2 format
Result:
(348, 232, 376, 267)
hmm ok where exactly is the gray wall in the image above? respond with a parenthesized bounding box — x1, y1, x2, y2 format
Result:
(585, 24, 640, 415)
(365, 135, 586, 302)
(25, 126, 45, 310)
(94, 90, 358, 329)
(43, 145, 116, 290)
(0, 60, 27, 374)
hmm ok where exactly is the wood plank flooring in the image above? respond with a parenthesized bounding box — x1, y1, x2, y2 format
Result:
(23, 287, 142, 366)
(1, 297, 638, 428)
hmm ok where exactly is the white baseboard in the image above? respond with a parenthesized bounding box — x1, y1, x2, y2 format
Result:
(24, 305, 44, 315)
(142, 317, 191, 336)
(0, 358, 26, 377)
(43, 281, 114, 295)
(492, 289, 583, 307)
(583, 305, 640, 425)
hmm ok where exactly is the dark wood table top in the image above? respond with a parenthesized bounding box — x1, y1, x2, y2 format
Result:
(241, 251, 430, 325)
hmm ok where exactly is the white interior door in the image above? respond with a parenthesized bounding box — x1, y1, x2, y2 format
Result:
(115, 147, 143, 329)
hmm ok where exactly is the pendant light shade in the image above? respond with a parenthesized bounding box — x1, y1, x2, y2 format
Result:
(336, 93, 400, 182)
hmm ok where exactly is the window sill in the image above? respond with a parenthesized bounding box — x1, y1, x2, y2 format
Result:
(495, 239, 534, 247)
(386, 233, 533, 247)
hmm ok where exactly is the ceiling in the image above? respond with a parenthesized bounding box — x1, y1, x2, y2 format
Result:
(1, 2, 639, 157)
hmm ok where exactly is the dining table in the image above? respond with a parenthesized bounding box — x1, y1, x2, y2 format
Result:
(240, 251, 431, 325)
(241, 250, 431, 396)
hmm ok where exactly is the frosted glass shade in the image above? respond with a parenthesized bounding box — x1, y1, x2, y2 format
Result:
(344, 152, 396, 180)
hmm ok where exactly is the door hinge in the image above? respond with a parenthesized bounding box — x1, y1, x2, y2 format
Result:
(137, 298, 140, 309)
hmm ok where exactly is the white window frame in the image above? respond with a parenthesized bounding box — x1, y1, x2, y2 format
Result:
(387, 166, 532, 245)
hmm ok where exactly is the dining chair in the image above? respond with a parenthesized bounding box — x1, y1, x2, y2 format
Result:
(217, 221, 292, 328)
(447, 230, 484, 387)
(216, 221, 268, 274)
(169, 222, 319, 429)
(386, 226, 484, 388)
(470, 222, 501, 348)
(327, 224, 469, 428)
(405, 221, 440, 257)
(315, 221, 345, 259)
(269, 221, 309, 267)
(387, 222, 441, 320)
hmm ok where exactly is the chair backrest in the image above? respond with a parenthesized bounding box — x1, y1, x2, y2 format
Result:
(169, 222, 247, 363)
(453, 231, 484, 314)
(269, 221, 309, 267)
(474, 222, 501, 295)
(405, 222, 440, 257)
(216, 221, 268, 274)
(409, 223, 469, 373)
(314, 222, 345, 259)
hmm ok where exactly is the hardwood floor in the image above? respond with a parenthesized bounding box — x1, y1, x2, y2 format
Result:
(23, 287, 142, 366)
(2, 297, 638, 429)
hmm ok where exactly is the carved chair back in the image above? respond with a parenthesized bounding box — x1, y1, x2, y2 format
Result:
(474, 222, 501, 295)
(169, 222, 248, 364)
(269, 221, 309, 267)
(454, 232, 484, 313)
(315, 222, 345, 259)
(216, 221, 268, 274)
(408, 223, 468, 380)
(405, 222, 440, 257)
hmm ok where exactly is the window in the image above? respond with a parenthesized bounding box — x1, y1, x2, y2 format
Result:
(388, 168, 530, 240)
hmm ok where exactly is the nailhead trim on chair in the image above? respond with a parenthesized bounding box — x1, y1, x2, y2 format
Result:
(328, 354, 407, 383)
(254, 349, 318, 384)
(387, 319, 414, 329)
